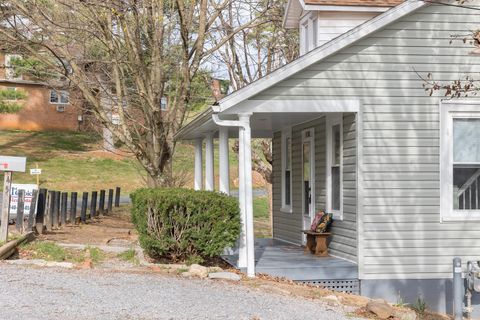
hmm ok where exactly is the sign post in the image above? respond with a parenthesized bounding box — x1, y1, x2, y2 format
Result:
(30, 163, 42, 186)
(0, 156, 26, 243)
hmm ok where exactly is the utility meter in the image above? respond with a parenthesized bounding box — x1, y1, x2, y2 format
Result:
(466, 261, 480, 293)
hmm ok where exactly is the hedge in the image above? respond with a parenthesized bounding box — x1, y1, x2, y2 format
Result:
(130, 188, 240, 263)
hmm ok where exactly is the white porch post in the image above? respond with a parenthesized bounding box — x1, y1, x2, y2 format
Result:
(205, 133, 215, 191)
(194, 138, 203, 190)
(218, 127, 230, 195)
(239, 114, 255, 277)
(237, 126, 247, 269)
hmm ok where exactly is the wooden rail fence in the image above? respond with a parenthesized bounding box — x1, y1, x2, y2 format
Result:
(10, 187, 121, 235)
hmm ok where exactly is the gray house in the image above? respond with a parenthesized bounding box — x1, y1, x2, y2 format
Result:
(176, 0, 480, 315)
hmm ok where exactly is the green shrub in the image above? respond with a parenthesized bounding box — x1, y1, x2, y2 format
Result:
(131, 188, 240, 263)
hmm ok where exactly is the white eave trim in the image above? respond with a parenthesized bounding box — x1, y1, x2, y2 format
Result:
(219, 0, 427, 113)
(304, 4, 391, 12)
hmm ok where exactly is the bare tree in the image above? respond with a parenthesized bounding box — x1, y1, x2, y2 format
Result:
(0, 0, 269, 186)
(422, 1, 479, 97)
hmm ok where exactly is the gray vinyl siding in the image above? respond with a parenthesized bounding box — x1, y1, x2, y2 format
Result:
(272, 115, 358, 262)
(329, 113, 357, 262)
(272, 131, 302, 244)
(260, 3, 480, 279)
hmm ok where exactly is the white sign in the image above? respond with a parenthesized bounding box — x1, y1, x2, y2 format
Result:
(0, 156, 26, 172)
(9, 184, 38, 215)
(30, 168, 42, 175)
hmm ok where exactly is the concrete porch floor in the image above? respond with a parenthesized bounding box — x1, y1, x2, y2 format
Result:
(223, 238, 358, 282)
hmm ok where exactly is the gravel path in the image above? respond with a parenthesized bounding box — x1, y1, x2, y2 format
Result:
(0, 264, 358, 320)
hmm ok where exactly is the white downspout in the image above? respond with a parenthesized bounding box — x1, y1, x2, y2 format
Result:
(212, 112, 255, 277)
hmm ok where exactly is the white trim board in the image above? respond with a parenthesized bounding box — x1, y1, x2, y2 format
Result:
(216, 0, 427, 113)
(224, 99, 361, 114)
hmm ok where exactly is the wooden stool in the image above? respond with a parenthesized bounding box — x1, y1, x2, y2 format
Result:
(302, 230, 331, 257)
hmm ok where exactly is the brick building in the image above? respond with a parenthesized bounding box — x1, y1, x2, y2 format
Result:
(0, 53, 82, 131)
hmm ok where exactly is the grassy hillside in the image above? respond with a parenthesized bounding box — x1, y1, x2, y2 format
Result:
(0, 130, 145, 193)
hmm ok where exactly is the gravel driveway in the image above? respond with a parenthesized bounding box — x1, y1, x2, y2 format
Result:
(0, 264, 358, 320)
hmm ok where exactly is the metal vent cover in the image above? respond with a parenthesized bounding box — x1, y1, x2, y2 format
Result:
(297, 279, 360, 295)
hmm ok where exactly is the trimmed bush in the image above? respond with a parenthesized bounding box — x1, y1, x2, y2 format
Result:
(131, 188, 240, 263)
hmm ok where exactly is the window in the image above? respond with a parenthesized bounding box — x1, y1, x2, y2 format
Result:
(160, 96, 168, 111)
(50, 90, 69, 104)
(327, 114, 343, 219)
(311, 17, 318, 49)
(441, 102, 480, 221)
(5, 54, 22, 80)
(281, 130, 292, 212)
(5, 87, 18, 100)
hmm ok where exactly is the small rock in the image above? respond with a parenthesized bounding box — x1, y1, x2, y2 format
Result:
(79, 259, 93, 269)
(181, 271, 193, 278)
(367, 299, 394, 319)
(323, 295, 341, 305)
(393, 308, 417, 320)
(208, 272, 241, 281)
(45, 261, 74, 269)
(188, 264, 208, 278)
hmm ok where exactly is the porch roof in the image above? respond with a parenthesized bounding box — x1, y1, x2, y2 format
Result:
(175, 0, 426, 141)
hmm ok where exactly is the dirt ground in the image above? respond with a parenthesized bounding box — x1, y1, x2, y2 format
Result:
(37, 205, 137, 245)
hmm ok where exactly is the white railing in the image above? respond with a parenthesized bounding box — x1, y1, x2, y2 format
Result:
(457, 169, 480, 210)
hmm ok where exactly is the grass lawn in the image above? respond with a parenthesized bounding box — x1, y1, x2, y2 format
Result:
(0, 130, 145, 193)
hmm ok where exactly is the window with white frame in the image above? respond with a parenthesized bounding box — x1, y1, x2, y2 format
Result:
(327, 114, 343, 219)
(311, 17, 318, 49)
(160, 96, 168, 111)
(441, 102, 480, 221)
(50, 90, 69, 104)
(281, 130, 292, 212)
(4, 54, 22, 80)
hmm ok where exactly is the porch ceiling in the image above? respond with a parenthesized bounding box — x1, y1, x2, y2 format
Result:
(177, 112, 326, 140)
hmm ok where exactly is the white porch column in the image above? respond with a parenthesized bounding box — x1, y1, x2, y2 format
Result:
(205, 133, 215, 191)
(237, 124, 247, 269)
(218, 127, 230, 195)
(239, 114, 255, 277)
(194, 138, 203, 190)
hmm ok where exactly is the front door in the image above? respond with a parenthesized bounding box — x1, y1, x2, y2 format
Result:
(302, 128, 315, 243)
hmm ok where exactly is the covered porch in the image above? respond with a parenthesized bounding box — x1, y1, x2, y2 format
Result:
(175, 99, 360, 279)
(223, 238, 358, 292)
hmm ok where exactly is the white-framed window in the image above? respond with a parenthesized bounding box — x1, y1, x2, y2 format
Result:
(5, 54, 22, 80)
(50, 90, 69, 104)
(326, 114, 343, 220)
(441, 101, 480, 221)
(281, 129, 292, 212)
(160, 96, 168, 111)
(311, 17, 318, 50)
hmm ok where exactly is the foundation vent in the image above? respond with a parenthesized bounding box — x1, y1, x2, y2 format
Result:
(297, 279, 360, 295)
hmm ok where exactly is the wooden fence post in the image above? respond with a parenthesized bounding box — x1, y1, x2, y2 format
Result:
(45, 191, 54, 232)
(27, 189, 38, 232)
(0, 172, 12, 243)
(99, 190, 105, 216)
(114, 187, 121, 207)
(80, 192, 88, 223)
(70, 192, 77, 224)
(61, 192, 67, 226)
(16, 189, 25, 233)
(35, 188, 47, 234)
(90, 191, 97, 219)
(53, 191, 60, 229)
(107, 189, 113, 214)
